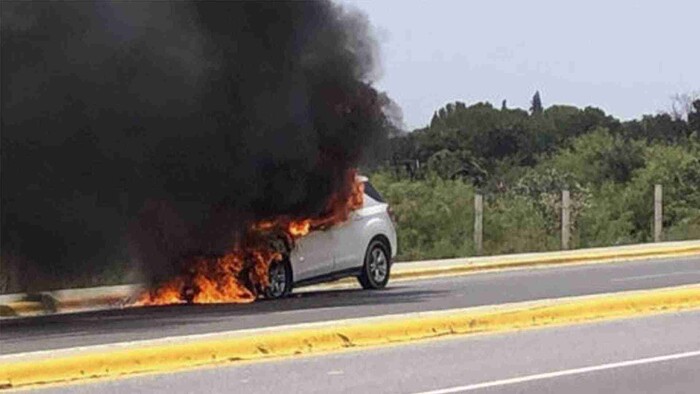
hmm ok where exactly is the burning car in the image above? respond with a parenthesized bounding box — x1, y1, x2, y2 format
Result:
(135, 173, 397, 305)
(3, 2, 394, 304)
(264, 176, 397, 299)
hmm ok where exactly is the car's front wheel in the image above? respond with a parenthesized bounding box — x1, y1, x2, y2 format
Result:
(264, 260, 292, 299)
(358, 240, 390, 290)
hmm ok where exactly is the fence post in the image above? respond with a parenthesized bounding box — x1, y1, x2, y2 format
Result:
(654, 184, 663, 242)
(561, 190, 570, 250)
(474, 194, 483, 255)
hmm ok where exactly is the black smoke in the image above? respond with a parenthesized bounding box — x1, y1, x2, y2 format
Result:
(0, 1, 388, 292)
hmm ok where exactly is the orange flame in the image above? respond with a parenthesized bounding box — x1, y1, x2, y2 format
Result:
(134, 170, 364, 306)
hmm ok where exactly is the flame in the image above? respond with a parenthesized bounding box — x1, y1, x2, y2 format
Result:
(134, 170, 364, 306)
(289, 220, 311, 237)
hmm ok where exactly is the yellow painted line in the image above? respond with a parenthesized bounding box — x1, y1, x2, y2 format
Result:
(1, 284, 699, 390)
(0, 302, 44, 318)
(1, 244, 698, 317)
(298, 247, 700, 292)
(391, 245, 700, 281)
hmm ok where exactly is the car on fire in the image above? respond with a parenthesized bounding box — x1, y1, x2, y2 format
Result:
(264, 176, 397, 299)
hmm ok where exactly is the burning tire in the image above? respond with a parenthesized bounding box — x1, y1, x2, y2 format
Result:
(264, 259, 293, 299)
(358, 239, 390, 290)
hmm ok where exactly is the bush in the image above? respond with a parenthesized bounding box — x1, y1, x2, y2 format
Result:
(512, 167, 589, 235)
(371, 172, 563, 260)
(483, 195, 558, 254)
(666, 214, 700, 241)
(575, 183, 636, 247)
(371, 172, 475, 261)
(622, 143, 700, 240)
(544, 128, 645, 186)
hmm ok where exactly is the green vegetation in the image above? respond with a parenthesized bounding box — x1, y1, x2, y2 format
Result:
(371, 94, 700, 261)
(372, 174, 475, 260)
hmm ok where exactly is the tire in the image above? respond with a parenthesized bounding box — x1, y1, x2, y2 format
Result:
(264, 259, 293, 299)
(358, 239, 391, 290)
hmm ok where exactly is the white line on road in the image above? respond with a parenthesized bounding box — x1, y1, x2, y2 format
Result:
(413, 349, 700, 394)
(610, 270, 700, 282)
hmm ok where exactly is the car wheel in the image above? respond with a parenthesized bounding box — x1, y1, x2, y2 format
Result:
(358, 240, 390, 290)
(264, 260, 292, 299)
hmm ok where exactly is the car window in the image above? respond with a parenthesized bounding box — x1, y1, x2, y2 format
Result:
(363, 181, 386, 203)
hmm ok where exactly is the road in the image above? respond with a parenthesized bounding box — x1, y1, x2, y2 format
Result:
(2, 255, 700, 355)
(30, 309, 700, 393)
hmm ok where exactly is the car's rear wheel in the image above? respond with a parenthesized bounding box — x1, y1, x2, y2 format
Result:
(264, 260, 292, 299)
(358, 240, 390, 289)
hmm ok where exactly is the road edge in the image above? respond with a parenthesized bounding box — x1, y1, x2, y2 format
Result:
(2, 241, 699, 317)
(392, 244, 700, 280)
(1, 284, 699, 390)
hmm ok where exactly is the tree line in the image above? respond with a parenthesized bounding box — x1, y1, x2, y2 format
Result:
(368, 92, 700, 260)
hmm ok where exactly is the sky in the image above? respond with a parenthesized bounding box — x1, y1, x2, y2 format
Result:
(339, 0, 700, 130)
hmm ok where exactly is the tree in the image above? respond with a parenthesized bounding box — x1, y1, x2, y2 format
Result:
(430, 112, 439, 127)
(530, 91, 543, 115)
(638, 113, 690, 142)
(545, 128, 645, 185)
(669, 92, 699, 121)
(689, 100, 700, 133)
(501, 99, 507, 110)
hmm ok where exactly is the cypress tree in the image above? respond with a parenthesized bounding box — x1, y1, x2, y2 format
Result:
(530, 91, 543, 115)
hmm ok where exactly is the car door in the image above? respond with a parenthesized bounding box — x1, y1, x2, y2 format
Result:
(330, 202, 371, 273)
(289, 229, 335, 282)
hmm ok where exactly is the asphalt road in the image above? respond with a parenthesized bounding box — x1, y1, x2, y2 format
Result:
(1, 255, 700, 355)
(31, 309, 700, 393)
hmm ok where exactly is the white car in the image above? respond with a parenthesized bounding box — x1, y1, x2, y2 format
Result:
(264, 177, 397, 298)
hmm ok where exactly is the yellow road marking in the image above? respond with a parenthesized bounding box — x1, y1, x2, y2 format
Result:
(2, 284, 699, 391)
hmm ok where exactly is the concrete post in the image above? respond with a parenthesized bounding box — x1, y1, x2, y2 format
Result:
(474, 194, 483, 256)
(654, 184, 663, 242)
(561, 190, 570, 250)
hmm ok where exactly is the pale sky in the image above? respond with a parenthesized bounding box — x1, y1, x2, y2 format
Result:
(340, 0, 700, 130)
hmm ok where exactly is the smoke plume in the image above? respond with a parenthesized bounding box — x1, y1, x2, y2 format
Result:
(0, 1, 388, 292)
